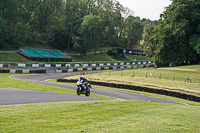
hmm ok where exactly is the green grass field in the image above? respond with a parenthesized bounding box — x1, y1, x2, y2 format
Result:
(71, 53, 113, 62)
(0, 67, 200, 132)
(165, 65, 200, 70)
(125, 54, 153, 61)
(0, 58, 200, 132)
(1, 100, 200, 133)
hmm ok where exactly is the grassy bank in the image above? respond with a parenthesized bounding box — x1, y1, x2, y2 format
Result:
(0, 100, 200, 132)
(0, 53, 30, 62)
(63, 65, 200, 97)
(0, 52, 152, 63)
(48, 79, 199, 105)
(159, 65, 200, 70)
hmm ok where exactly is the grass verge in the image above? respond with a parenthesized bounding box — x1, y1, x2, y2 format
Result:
(0, 100, 200, 132)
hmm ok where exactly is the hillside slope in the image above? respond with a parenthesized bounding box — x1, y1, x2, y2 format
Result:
(0, 52, 153, 63)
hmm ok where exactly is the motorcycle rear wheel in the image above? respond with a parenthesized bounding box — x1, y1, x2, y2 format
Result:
(85, 89, 90, 97)
(77, 88, 81, 95)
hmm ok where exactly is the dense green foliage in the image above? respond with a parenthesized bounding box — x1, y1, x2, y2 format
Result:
(0, 18, 9, 48)
(1, 0, 200, 65)
(142, 0, 200, 66)
(106, 49, 117, 57)
(189, 25, 200, 55)
(125, 16, 143, 49)
(142, 20, 155, 56)
(74, 14, 104, 55)
(0, 0, 144, 54)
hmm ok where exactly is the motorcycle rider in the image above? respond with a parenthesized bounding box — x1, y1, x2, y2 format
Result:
(79, 75, 88, 92)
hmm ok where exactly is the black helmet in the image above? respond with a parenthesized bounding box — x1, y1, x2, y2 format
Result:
(80, 75, 84, 80)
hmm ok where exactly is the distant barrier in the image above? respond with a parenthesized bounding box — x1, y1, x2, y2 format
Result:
(0, 70, 10, 73)
(55, 64, 153, 73)
(0, 60, 154, 74)
(0, 60, 154, 68)
(0, 69, 46, 73)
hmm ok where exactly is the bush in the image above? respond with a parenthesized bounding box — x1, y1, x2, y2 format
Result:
(106, 49, 117, 57)
(48, 28, 69, 50)
(10, 22, 33, 48)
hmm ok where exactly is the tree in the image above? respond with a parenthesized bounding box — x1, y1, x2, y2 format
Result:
(124, 16, 143, 49)
(0, 0, 19, 23)
(142, 20, 155, 56)
(0, 0, 149, 54)
(0, 17, 9, 48)
(48, 28, 69, 50)
(78, 14, 103, 54)
(189, 24, 200, 62)
(72, 35, 86, 56)
(154, 0, 200, 66)
(10, 22, 33, 48)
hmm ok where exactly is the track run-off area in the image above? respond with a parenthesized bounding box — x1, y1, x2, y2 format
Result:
(0, 71, 185, 105)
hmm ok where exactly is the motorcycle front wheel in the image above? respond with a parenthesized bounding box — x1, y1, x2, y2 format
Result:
(85, 89, 90, 97)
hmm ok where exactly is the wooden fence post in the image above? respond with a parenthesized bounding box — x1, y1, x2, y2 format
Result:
(173, 75, 175, 81)
(132, 71, 135, 77)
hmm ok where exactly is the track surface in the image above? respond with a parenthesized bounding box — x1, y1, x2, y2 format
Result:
(5, 72, 185, 105)
(0, 89, 105, 106)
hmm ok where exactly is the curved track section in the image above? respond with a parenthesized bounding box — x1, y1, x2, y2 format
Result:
(10, 73, 185, 105)
(0, 89, 105, 106)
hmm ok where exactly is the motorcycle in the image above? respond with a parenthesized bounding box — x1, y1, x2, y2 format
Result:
(76, 80, 91, 96)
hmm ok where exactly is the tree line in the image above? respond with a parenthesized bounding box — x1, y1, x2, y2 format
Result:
(143, 0, 200, 66)
(2, 0, 198, 66)
(0, 0, 151, 55)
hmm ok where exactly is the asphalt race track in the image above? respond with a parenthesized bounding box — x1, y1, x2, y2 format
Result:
(1, 71, 185, 105)
(0, 89, 106, 106)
